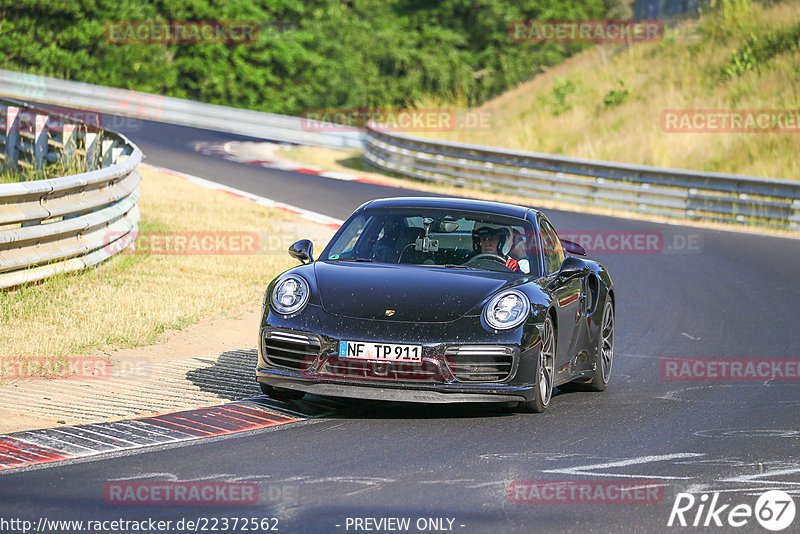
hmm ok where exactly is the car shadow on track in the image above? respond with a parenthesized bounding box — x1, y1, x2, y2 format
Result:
(184, 348, 261, 401)
(300, 396, 520, 419)
(186, 348, 572, 420)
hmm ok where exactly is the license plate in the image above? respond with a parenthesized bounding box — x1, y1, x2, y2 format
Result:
(339, 341, 422, 362)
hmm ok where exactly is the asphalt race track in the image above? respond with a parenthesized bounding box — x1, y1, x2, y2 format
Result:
(1, 117, 799, 533)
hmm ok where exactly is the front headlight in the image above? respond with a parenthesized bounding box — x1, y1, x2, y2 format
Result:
(483, 289, 530, 330)
(270, 275, 310, 315)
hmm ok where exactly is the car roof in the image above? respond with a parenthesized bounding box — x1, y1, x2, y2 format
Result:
(361, 197, 540, 219)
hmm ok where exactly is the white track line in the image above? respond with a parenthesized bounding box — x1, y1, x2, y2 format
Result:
(542, 452, 705, 479)
(141, 163, 344, 228)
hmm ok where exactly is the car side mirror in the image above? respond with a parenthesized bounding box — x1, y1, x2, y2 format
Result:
(561, 239, 586, 256)
(289, 239, 314, 264)
(558, 256, 587, 280)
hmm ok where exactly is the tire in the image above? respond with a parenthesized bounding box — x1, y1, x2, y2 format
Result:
(518, 315, 556, 413)
(586, 299, 614, 392)
(259, 381, 305, 401)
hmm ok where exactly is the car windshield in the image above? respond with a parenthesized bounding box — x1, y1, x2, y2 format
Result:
(323, 208, 539, 275)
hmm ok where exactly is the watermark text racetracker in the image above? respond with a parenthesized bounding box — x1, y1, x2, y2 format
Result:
(0, 102, 163, 133)
(1, 106, 101, 132)
(660, 358, 800, 381)
(509, 20, 662, 43)
(103, 478, 297, 505)
(509, 480, 664, 504)
(103, 231, 297, 256)
(105, 481, 257, 505)
(1, 355, 150, 381)
(104, 20, 259, 44)
(300, 108, 494, 133)
(661, 110, 800, 133)
(557, 230, 703, 255)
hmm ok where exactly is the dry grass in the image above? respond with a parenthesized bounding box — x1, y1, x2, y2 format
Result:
(0, 153, 88, 184)
(0, 166, 308, 377)
(418, 0, 800, 180)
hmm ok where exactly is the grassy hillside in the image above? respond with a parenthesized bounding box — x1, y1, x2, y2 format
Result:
(421, 0, 800, 180)
(0, 0, 612, 115)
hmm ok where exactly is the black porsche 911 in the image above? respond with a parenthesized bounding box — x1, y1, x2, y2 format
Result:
(256, 197, 615, 412)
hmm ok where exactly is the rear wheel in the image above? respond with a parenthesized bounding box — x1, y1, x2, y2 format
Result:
(587, 299, 614, 391)
(259, 382, 305, 401)
(518, 315, 555, 413)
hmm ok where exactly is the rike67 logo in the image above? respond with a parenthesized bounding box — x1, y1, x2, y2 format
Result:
(668, 490, 795, 531)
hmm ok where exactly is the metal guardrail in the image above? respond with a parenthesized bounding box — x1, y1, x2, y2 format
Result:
(0, 69, 364, 150)
(364, 127, 800, 230)
(4, 70, 796, 230)
(0, 98, 141, 289)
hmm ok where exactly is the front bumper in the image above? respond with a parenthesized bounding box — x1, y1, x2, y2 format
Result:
(256, 304, 542, 404)
(258, 371, 530, 403)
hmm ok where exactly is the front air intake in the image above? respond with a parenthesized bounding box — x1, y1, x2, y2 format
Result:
(262, 331, 320, 371)
(444, 345, 515, 382)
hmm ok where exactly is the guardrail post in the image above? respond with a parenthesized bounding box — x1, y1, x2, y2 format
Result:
(111, 144, 124, 165)
(102, 138, 117, 167)
(60, 123, 83, 221)
(23, 114, 45, 225)
(85, 131, 101, 170)
(34, 113, 49, 171)
(4, 105, 19, 169)
(60, 123, 77, 165)
(791, 200, 800, 231)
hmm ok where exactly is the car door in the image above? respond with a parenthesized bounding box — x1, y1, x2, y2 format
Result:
(539, 217, 582, 380)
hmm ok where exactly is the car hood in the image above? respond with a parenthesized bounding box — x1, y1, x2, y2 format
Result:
(314, 261, 515, 322)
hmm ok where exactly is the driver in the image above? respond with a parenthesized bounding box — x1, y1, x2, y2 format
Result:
(472, 226, 521, 272)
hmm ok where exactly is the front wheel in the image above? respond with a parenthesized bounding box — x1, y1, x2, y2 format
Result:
(259, 382, 305, 401)
(518, 315, 556, 413)
(587, 299, 614, 391)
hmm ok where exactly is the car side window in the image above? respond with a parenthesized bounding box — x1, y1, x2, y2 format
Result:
(328, 214, 368, 256)
(539, 219, 565, 275)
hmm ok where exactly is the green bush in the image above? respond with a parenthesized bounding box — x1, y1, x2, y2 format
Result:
(603, 80, 629, 108)
(538, 76, 582, 116)
(722, 22, 800, 79)
(0, 0, 609, 115)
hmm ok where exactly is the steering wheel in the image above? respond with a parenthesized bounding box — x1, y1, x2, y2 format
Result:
(467, 253, 507, 264)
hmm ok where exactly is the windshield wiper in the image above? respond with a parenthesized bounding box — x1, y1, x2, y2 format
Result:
(329, 258, 375, 262)
(439, 264, 481, 270)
